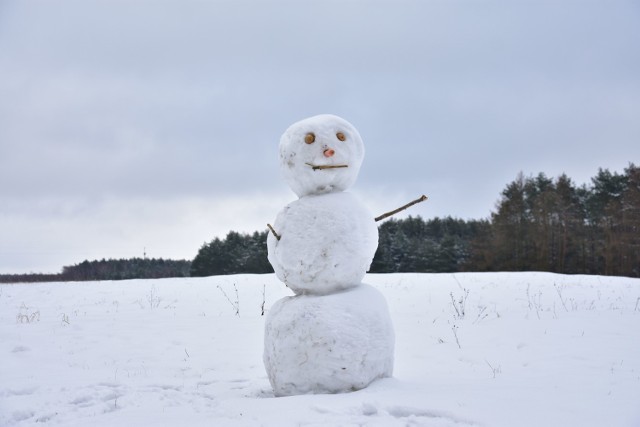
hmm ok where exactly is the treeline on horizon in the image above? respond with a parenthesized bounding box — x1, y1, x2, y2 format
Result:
(0, 258, 191, 284)
(1, 164, 638, 283)
(192, 163, 640, 278)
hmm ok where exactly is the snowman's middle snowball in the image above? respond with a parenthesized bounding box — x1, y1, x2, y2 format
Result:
(267, 192, 378, 295)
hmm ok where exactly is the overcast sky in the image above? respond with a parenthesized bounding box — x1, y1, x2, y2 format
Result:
(1, 0, 639, 274)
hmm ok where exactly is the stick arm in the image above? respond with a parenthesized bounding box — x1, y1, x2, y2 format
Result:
(267, 223, 281, 241)
(375, 195, 428, 222)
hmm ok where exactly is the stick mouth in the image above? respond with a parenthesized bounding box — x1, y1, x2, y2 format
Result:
(305, 163, 349, 171)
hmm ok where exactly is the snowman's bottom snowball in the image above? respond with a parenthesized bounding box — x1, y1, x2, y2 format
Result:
(263, 284, 394, 397)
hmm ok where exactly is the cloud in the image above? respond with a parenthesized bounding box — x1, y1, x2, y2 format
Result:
(0, 192, 293, 273)
(1, 0, 639, 272)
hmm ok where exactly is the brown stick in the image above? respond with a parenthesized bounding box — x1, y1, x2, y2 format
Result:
(375, 195, 428, 222)
(305, 163, 349, 171)
(267, 223, 281, 241)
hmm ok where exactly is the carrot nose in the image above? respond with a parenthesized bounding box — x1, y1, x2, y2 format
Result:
(324, 148, 335, 158)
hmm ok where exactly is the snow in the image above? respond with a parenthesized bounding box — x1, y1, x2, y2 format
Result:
(1, 272, 639, 426)
(264, 283, 394, 396)
(267, 192, 378, 294)
(278, 114, 364, 198)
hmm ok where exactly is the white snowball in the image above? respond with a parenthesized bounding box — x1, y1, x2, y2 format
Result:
(263, 284, 395, 397)
(267, 192, 378, 295)
(279, 114, 364, 198)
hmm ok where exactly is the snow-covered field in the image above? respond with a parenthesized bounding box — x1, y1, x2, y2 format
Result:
(1, 272, 639, 427)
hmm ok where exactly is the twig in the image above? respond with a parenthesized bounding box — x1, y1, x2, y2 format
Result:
(450, 292, 462, 318)
(305, 163, 348, 171)
(450, 289, 469, 319)
(554, 283, 569, 312)
(451, 325, 461, 349)
(473, 306, 488, 324)
(452, 274, 465, 291)
(485, 360, 501, 378)
(527, 285, 542, 320)
(267, 224, 281, 241)
(218, 284, 240, 316)
(375, 195, 428, 222)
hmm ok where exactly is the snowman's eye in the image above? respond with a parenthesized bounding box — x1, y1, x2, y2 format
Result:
(336, 132, 346, 141)
(304, 133, 315, 144)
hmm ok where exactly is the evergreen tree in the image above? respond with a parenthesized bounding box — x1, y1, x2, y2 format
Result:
(190, 231, 274, 277)
(620, 164, 640, 276)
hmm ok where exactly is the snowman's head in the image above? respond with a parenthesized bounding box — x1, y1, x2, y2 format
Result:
(279, 114, 365, 198)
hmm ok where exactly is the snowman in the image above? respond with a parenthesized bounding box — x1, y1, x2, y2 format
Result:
(264, 114, 395, 396)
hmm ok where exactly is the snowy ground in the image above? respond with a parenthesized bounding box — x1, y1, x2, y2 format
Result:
(1, 272, 639, 427)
